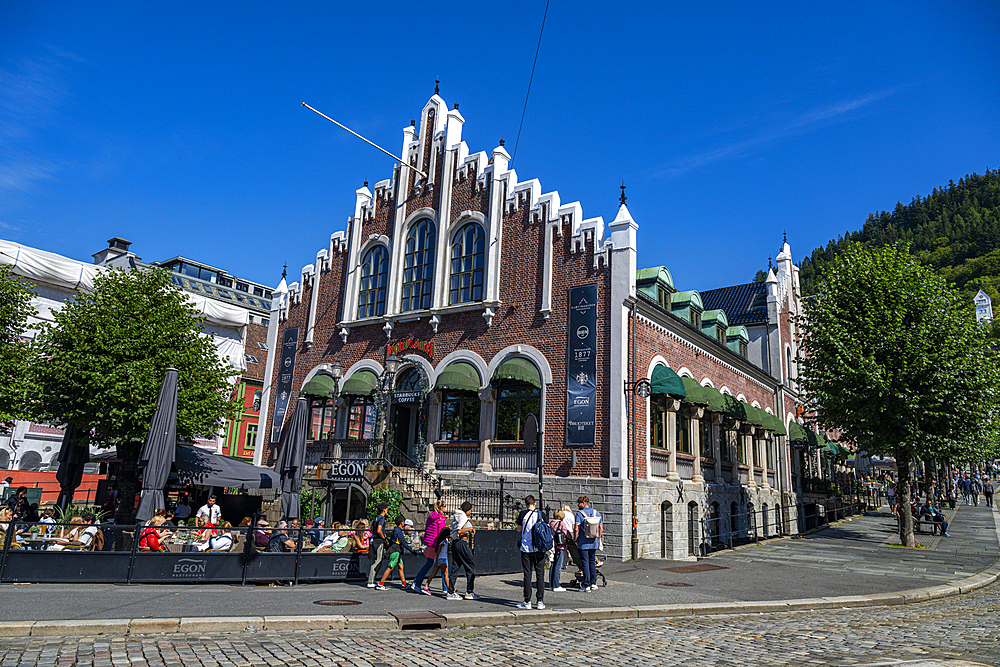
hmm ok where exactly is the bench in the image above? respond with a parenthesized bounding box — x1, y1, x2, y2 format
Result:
(913, 517, 943, 535)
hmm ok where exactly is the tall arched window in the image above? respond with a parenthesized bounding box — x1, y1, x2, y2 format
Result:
(494, 380, 540, 441)
(357, 245, 389, 319)
(450, 223, 484, 304)
(401, 219, 435, 311)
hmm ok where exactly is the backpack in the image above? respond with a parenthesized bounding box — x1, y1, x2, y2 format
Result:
(527, 510, 554, 552)
(581, 509, 601, 539)
(550, 520, 567, 548)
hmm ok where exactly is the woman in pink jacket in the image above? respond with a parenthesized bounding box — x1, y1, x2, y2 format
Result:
(410, 499, 447, 593)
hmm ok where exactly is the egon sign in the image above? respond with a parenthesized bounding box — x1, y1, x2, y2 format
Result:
(327, 459, 378, 482)
(172, 558, 208, 578)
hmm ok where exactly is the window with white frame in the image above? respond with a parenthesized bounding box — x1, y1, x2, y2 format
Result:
(401, 219, 435, 312)
(357, 244, 389, 318)
(450, 223, 485, 304)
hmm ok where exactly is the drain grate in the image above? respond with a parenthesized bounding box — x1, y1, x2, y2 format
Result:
(313, 599, 363, 606)
(390, 610, 446, 630)
(661, 563, 729, 574)
(657, 581, 694, 587)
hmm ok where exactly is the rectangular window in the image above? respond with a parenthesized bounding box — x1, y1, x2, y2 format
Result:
(676, 416, 691, 455)
(766, 438, 775, 470)
(264, 290, 273, 299)
(218, 277, 233, 288)
(699, 419, 712, 458)
(244, 424, 257, 450)
(721, 429, 733, 463)
(691, 311, 701, 328)
(650, 403, 665, 449)
(737, 433, 747, 465)
(262, 318, 270, 327)
(254, 287, 264, 297)
(236, 283, 249, 292)
(440, 392, 480, 441)
(739, 341, 748, 357)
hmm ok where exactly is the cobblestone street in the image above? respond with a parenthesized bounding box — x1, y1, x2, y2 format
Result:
(2, 581, 998, 667)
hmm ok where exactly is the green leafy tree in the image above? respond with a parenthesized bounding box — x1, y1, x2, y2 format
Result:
(0, 265, 37, 432)
(753, 269, 767, 283)
(798, 243, 1000, 547)
(30, 267, 240, 523)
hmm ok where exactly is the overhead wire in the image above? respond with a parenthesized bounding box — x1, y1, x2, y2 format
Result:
(510, 0, 551, 168)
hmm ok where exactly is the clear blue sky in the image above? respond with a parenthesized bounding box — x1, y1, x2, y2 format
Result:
(2, 1, 997, 292)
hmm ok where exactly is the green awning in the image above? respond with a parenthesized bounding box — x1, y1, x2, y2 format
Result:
(301, 373, 338, 398)
(766, 414, 787, 435)
(788, 421, 810, 443)
(341, 369, 379, 396)
(722, 394, 747, 421)
(702, 385, 727, 412)
(492, 358, 541, 387)
(680, 377, 708, 405)
(650, 365, 686, 398)
(436, 362, 481, 392)
(743, 404, 767, 428)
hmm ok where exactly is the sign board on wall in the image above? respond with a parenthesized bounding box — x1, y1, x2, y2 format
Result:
(567, 284, 598, 446)
(269, 327, 299, 443)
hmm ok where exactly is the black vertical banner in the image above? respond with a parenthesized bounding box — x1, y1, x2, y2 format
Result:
(270, 327, 300, 443)
(567, 283, 598, 446)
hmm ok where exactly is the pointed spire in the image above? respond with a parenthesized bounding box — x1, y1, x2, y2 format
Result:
(619, 180, 627, 206)
(282, 263, 287, 281)
(434, 78, 439, 95)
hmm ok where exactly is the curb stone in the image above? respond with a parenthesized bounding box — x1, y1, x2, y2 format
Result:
(32, 619, 129, 637)
(264, 616, 346, 631)
(178, 617, 263, 633)
(0, 621, 34, 637)
(128, 619, 180, 635)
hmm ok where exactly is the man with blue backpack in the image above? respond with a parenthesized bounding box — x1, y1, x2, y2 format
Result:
(516, 495, 551, 609)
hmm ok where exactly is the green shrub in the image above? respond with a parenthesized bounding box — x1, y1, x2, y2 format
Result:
(366, 488, 402, 523)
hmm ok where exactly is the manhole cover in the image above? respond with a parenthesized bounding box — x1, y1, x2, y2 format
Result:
(313, 599, 363, 606)
(657, 581, 694, 587)
(662, 563, 729, 574)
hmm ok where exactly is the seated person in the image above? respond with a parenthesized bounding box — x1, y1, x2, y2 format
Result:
(138, 515, 173, 552)
(197, 520, 234, 551)
(49, 515, 102, 550)
(920, 502, 950, 536)
(315, 525, 350, 552)
(266, 521, 296, 552)
(254, 520, 271, 549)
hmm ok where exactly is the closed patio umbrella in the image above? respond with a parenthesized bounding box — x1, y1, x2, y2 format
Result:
(55, 423, 90, 511)
(274, 397, 308, 521)
(135, 368, 178, 523)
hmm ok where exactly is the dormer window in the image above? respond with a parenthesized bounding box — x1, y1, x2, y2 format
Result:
(717, 326, 726, 345)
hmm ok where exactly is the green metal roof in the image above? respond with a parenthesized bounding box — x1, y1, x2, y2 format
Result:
(680, 377, 709, 405)
(670, 290, 704, 311)
(701, 309, 729, 327)
(492, 358, 542, 388)
(636, 266, 674, 289)
(435, 362, 481, 392)
(301, 373, 338, 398)
(726, 325, 749, 343)
(650, 365, 686, 398)
(341, 369, 379, 396)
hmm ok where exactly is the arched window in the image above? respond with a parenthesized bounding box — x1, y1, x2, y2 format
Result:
(450, 223, 484, 304)
(309, 398, 337, 441)
(494, 380, 540, 442)
(357, 245, 389, 319)
(401, 219, 435, 311)
(394, 367, 422, 392)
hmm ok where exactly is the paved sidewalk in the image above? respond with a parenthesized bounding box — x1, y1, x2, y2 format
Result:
(1, 502, 997, 636)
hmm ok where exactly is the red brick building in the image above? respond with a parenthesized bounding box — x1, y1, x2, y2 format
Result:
(258, 92, 822, 560)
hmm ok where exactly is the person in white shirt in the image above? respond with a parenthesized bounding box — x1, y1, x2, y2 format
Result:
(196, 495, 222, 524)
(197, 521, 234, 551)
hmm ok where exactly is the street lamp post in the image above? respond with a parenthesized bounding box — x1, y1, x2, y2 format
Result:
(381, 353, 400, 460)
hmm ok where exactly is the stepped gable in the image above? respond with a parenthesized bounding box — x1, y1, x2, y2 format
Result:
(700, 282, 769, 325)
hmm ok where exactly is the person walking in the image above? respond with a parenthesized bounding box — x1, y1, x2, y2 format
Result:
(450, 501, 479, 600)
(984, 479, 994, 508)
(516, 495, 548, 610)
(969, 477, 981, 507)
(548, 508, 571, 592)
(366, 502, 389, 588)
(574, 495, 603, 592)
(375, 515, 420, 590)
(411, 499, 447, 593)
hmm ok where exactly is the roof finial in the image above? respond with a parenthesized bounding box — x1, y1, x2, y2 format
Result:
(411, 118, 415, 127)
(768, 256, 773, 270)
(619, 180, 627, 206)
(282, 263, 287, 281)
(783, 230, 787, 245)
(363, 180, 368, 188)
(499, 136, 505, 147)
(434, 78, 439, 94)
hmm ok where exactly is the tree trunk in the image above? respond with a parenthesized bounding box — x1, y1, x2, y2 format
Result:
(113, 440, 142, 527)
(896, 450, 916, 547)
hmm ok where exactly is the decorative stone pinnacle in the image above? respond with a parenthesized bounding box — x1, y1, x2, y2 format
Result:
(620, 180, 627, 206)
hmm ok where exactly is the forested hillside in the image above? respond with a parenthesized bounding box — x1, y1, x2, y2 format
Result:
(798, 169, 1000, 306)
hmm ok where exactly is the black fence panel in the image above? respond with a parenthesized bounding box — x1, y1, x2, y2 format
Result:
(1, 551, 133, 583)
(130, 552, 246, 584)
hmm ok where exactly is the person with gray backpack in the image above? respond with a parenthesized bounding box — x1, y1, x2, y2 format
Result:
(574, 495, 602, 592)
